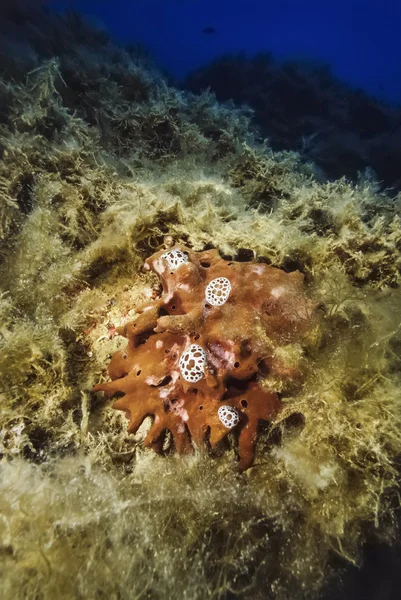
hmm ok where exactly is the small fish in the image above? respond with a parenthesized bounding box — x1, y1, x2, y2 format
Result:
(202, 26, 216, 34)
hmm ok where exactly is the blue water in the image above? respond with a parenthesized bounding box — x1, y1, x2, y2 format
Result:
(54, 0, 401, 105)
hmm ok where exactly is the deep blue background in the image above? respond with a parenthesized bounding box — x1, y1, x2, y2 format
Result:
(53, 0, 401, 104)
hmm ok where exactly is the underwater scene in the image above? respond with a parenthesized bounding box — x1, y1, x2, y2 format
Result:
(1, 1, 401, 598)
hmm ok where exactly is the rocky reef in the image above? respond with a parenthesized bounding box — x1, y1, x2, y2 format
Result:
(0, 6, 401, 600)
(186, 54, 401, 190)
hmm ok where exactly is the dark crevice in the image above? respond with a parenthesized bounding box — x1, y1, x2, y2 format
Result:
(222, 375, 258, 400)
(282, 256, 306, 273)
(235, 248, 255, 262)
(151, 375, 172, 388)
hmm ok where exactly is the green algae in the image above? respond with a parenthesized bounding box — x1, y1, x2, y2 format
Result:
(0, 8, 400, 600)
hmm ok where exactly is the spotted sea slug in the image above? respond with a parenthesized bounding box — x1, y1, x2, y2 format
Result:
(93, 245, 313, 470)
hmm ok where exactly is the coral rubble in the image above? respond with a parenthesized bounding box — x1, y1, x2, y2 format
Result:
(94, 246, 312, 469)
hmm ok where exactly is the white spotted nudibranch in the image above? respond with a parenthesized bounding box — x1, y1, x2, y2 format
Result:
(205, 277, 231, 306)
(218, 405, 240, 429)
(179, 344, 207, 383)
(161, 248, 189, 270)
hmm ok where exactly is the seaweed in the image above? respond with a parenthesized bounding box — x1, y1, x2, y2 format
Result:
(186, 53, 401, 191)
(0, 7, 400, 600)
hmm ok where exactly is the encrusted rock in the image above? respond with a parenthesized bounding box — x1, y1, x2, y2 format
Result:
(94, 245, 313, 470)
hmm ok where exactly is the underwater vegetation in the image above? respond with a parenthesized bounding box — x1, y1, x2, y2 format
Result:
(186, 53, 401, 190)
(0, 5, 401, 600)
